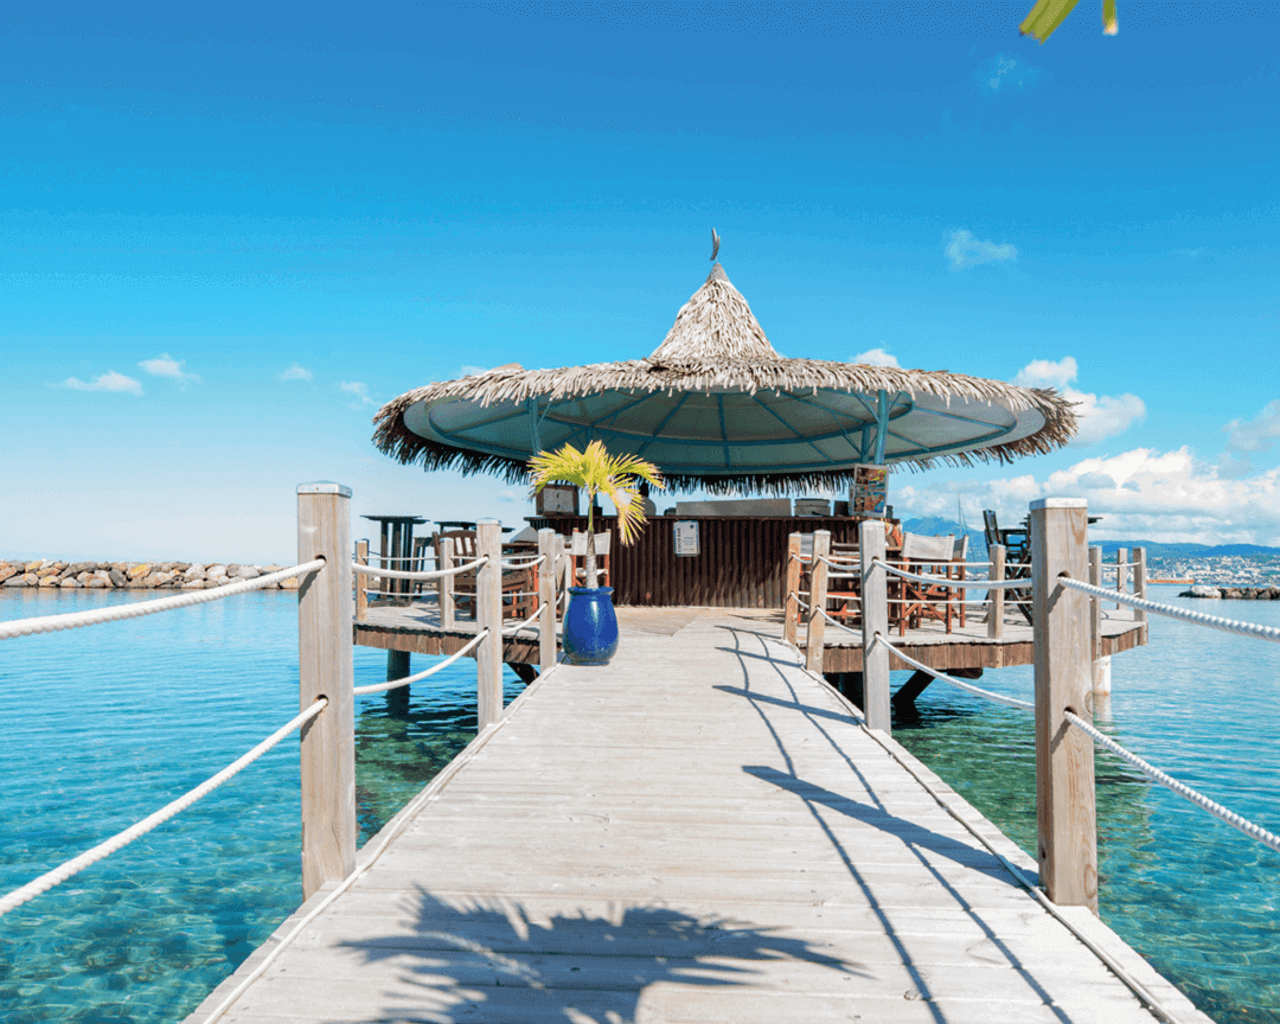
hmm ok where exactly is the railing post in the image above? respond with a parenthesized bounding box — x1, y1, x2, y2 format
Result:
(475, 520, 504, 730)
(986, 543, 1005, 640)
(1030, 497, 1097, 913)
(1116, 547, 1128, 609)
(438, 538, 455, 630)
(783, 533, 802, 646)
(1133, 546, 1147, 630)
(296, 481, 356, 901)
(355, 539, 369, 623)
(1089, 546, 1110, 696)
(804, 531, 830, 675)
(859, 520, 890, 733)
(560, 533, 574, 598)
(537, 528, 557, 673)
(553, 533, 567, 618)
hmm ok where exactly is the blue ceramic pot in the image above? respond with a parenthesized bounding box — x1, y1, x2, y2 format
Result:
(562, 587, 619, 665)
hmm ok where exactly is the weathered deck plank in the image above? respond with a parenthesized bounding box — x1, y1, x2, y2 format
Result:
(190, 610, 1204, 1024)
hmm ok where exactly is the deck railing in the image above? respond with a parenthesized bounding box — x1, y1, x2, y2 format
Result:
(783, 498, 1278, 917)
(0, 482, 565, 925)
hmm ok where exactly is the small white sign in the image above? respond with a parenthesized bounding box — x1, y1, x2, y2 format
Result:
(674, 520, 700, 557)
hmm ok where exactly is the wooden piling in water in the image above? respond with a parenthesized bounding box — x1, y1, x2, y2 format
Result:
(296, 482, 356, 900)
(1031, 497, 1097, 914)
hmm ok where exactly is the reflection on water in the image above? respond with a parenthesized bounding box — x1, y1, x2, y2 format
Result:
(0, 588, 521, 1024)
(893, 586, 1280, 1024)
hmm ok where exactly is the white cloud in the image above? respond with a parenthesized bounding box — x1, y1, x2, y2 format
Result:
(893, 446, 1280, 547)
(1225, 400, 1280, 453)
(850, 347, 900, 368)
(138, 353, 199, 383)
(975, 53, 1044, 95)
(280, 362, 313, 382)
(946, 230, 1017, 270)
(339, 381, 376, 408)
(1013, 356, 1145, 446)
(62, 371, 143, 396)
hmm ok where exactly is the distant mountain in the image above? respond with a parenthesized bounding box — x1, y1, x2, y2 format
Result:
(900, 520, 1280, 560)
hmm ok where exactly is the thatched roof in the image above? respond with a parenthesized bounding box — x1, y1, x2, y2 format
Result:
(373, 263, 1077, 494)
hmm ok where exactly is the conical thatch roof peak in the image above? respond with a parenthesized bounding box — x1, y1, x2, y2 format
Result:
(647, 262, 781, 365)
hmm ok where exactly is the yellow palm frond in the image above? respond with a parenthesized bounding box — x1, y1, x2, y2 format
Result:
(528, 441, 664, 545)
(1020, 0, 1117, 41)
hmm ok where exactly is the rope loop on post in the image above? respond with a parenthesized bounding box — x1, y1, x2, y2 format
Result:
(0, 698, 329, 918)
(0, 560, 326, 641)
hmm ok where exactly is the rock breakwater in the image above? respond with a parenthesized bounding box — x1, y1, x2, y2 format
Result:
(0, 559, 300, 590)
(1178, 585, 1280, 600)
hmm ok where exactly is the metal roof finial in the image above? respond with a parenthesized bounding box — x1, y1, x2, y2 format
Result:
(710, 228, 720, 262)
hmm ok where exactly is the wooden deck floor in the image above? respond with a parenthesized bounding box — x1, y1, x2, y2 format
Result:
(189, 611, 1203, 1024)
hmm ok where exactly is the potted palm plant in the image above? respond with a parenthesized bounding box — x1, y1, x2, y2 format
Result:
(529, 441, 664, 665)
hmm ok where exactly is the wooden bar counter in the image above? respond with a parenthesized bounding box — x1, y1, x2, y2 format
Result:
(527, 514, 869, 608)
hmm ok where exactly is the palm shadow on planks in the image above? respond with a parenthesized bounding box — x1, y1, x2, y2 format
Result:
(341, 887, 865, 1023)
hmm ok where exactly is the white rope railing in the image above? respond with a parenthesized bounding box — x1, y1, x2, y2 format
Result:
(351, 556, 488, 582)
(872, 635, 1035, 711)
(789, 591, 810, 611)
(1063, 711, 1280, 855)
(875, 559, 1030, 591)
(503, 605, 543, 636)
(0, 698, 328, 918)
(352, 633, 488, 695)
(500, 554, 546, 568)
(818, 607, 864, 637)
(1060, 578, 1280, 644)
(0, 560, 326, 641)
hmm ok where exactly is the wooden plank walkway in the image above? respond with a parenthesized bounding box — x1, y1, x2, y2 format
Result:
(189, 610, 1206, 1024)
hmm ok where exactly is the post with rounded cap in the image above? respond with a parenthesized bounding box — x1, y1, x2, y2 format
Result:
(1031, 497, 1097, 913)
(475, 520, 504, 730)
(783, 533, 802, 646)
(859, 520, 891, 732)
(355, 539, 369, 623)
(537, 528, 557, 672)
(804, 531, 830, 674)
(296, 481, 356, 900)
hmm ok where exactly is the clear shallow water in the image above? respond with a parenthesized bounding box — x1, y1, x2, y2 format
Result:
(0, 587, 522, 1024)
(893, 585, 1280, 1024)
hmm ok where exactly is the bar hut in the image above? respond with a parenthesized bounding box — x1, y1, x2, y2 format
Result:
(374, 246, 1075, 608)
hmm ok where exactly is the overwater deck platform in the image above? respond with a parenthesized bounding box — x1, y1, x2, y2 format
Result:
(191, 609, 1201, 1024)
(353, 599, 1148, 675)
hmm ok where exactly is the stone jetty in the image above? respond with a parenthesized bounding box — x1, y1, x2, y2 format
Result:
(0, 560, 299, 590)
(1179, 584, 1280, 600)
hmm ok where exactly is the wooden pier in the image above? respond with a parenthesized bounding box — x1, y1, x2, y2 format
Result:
(188, 604, 1203, 1024)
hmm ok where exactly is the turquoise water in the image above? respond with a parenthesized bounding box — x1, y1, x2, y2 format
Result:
(893, 585, 1280, 1024)
(0, 587, 523, 1024)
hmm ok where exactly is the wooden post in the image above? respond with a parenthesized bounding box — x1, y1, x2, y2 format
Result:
(438, 538, 455, 630)
(986, 543, 1005, 640)
(804, 531, 830, 675)
(783, 533, 802, 646)
(1088, 546, 1110, 695)
(1133, 546, 1147, 627)
(859, 520, 890, 733)
(475, 519, 504, 730)
(296, 481, 356, 900)
(1115, 547, 1128, 610)
(355, 539, 369, 623)
(554, 533, 567, 618)
(560, 533, 573, 600)
(537, 528, 556, 673)
(1031, 497, 1097, 913)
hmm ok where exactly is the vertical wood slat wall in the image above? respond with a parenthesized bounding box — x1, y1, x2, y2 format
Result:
(527, 516, 863, 608)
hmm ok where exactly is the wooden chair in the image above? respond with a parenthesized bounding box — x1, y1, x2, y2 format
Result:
(896, 533, 959, 635)
(568, 531, 611, 588)
(436, 530, 536, 622)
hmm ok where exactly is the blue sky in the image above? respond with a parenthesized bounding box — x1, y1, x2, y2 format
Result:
(3, 2, 1278, 562)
